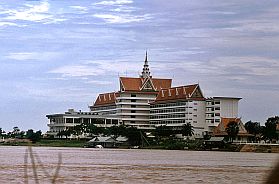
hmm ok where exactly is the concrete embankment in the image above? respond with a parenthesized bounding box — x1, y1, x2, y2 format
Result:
(240, 144, 279, 153)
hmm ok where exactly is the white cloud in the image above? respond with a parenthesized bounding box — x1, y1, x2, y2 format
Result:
(49, 59, 142, 78)
(2, 1, 66, 24)
(93, 0, 151, 24)
(5, 52, 59, 61)
(85, 80, 113, 85)
(49, 65, 102, 77)
(16, 83, 96, 102)
(0, 22, 20, 27)
(158, 56, 279, 78)
(207, 56, 279, 77)
(94, 0, 133, 6)
(93, 13, 151, 23)
(112, 6, 136, 13)
(207, 11, 236, 15)
(4, 1, 51, 22)
(69, 6, 88, 13)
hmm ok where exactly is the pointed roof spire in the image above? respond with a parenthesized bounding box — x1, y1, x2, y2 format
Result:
(141, 50, 151, 78)
(145, 50, 148, 64)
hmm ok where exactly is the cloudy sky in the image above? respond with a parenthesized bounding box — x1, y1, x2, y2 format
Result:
(0, 0, 278, 132)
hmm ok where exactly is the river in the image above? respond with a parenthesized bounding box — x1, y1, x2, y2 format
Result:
(0, 146, 278, 183)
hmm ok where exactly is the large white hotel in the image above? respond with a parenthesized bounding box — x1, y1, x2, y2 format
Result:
(47, 53, 241, 138)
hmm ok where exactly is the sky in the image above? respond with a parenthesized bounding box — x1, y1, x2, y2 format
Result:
(0, 0, 278, 132)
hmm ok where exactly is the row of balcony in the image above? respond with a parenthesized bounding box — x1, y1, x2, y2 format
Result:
(116, 96, 155, 100)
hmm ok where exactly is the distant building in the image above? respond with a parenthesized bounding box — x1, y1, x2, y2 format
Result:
(205, 97, 241, 133)
(150, 84, 206, 137)
(213, 118, 251, 142)
(46, 109, 118, 136)
(46, 52, 242, 138)
(90, 52, 172, 128)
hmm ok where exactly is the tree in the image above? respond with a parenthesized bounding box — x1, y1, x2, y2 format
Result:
(245, 121, 261, 141)
(226, 121, 239, 142)
(83, 123, 103, 137)
(72, 124, 84, 137)
(263, 116, 279, 141)
(181, 123, 194, 137)
(26, 129, 42, 143)
(125, 127, 142, 146)
(57, 130, 71, 139)
(107, 125, 127, 138)
(154, 125, 173, 138)
(11, 126, 21, 138)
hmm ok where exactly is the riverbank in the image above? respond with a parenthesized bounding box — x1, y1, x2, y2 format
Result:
(240, 144, 279, 153)
(1, 138, 279, 153)
(0, 138, 88, 147)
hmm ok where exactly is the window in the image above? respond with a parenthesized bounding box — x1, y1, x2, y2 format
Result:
(215, 113, 220, 116)
(131, 110, 136, 113)
(74, 118, 81, 124)
(131, 115, 136, 118)
(215, 101, 220, 104)
(131, 99, 136, 102)
(215, 107, 220, 110)
(66, 118, 73, 123)
(131, 105, 136, 108)
(215, 119, 220, 122)
(131, 94, 136, 97)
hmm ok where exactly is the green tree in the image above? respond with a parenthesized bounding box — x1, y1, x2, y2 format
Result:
(72, 124, 84, 137)
(59, 130, 71, 139)
(83, 123, 102, 137)
(154, 125, 173, 138)
(263, 116, 279, 141)
(0, 128, 3, 137)
(26, 129, 42, 143)
(11, 126, 21, 138)
(226, 121, 239, 142)
(181, 123, 194, 137)
(245, 121, 262, 141)
(125, 127, 142, 146)
(107, 125, 127, 138)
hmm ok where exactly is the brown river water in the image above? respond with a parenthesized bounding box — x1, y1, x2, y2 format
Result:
(0, 146, 278, 184)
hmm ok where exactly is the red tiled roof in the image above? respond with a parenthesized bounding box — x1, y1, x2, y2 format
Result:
(153, 84, 204, 103)
(120, 77, 143, 91)
(151, 78, 172, 91)
(120, 77, 172, 91)
(93, 92, 119, 106)
(213, 118, 251, 136)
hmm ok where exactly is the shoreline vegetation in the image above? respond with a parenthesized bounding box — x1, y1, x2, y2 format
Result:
(1, 116, 278, 153)
(1, 138, 279, 153)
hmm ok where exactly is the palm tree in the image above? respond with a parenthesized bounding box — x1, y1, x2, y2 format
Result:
(226, 121, 239, 142)
(154, 125, 173, 138)
(0, 128, 3, 137)
(181, 123, 194, 137)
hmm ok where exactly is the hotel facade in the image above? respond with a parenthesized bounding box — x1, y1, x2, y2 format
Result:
(46, 53, 241, 138)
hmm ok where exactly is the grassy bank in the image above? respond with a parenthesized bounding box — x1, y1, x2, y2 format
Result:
(0, 139, 88, 147)
(2, 138, 278, 153)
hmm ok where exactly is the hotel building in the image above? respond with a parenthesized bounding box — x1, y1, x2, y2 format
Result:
(46, 53, 241, 138)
